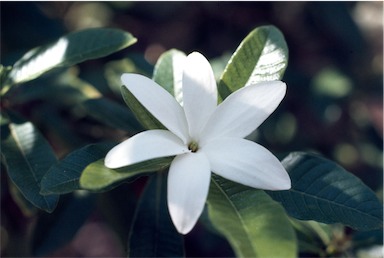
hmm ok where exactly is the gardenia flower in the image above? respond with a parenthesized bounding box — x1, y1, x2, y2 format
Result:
(105, 52, 291, 234)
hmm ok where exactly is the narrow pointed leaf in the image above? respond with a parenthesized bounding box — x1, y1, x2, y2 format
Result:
(80, 157, 174, 192)
(128, 173, 184, 257)
(267, 152, 383, 231)
(40, 142, 116, 195)
(152, 49, 186, 104)
(1, 116, 59, 212)
(6, 28, 137, 86)
(218, 25, 288, 99)
(207, 175, 297, 258)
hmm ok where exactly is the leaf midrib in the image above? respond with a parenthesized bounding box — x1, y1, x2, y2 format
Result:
(289, 188, 382, 222)
(211, 178, 257, 257)
(9, 123, 52, 207)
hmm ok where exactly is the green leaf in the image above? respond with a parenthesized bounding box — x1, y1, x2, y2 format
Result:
(80, 157, 174, 192)
(207, 175, 297, 258)
(267, 152, 383, 231)
(32, 192, 95, 256)
(290, 219, 333, 256)
(218, 25, 288, 99)
(40, 142, 116, 195)
(81, 98, 141, 132)
(0, 65, 12, 95)
(1, 115, 59, 212)
(152, 49, 186, 103)
(121, 86, 166, 130)
(5, 28, 137, 87)
(104, 58, 139, 96)
(128, 173, 184, 257)
(119, 49, 186, 130)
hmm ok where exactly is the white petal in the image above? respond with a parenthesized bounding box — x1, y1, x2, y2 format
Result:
(104, 130, 189, 169)
(182, 52, 217, 140)
(202, 137, 291, 190)
(200, 81, 286, 144)
(121, 73, 189, 143)
(167, 152, 211, 234)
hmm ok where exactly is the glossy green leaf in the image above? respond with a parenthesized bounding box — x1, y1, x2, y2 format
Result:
(121, 86, 166, 130)
(1, 115, 59, 212)
(218, 25, 288, 99)
(80, 157, 174, 191)
(128, 173, 184, 257)
(267, 152, 383, 231)
(40, 142, 116, 195)
(152, 49, 186, 103)
(81, 98, 141, 132)
(207, 175, 297, 258)
(5, 28, 137, 87)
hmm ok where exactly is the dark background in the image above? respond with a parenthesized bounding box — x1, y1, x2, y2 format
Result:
(1, 2, 383, 257)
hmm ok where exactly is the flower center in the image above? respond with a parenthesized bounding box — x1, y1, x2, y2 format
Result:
(188, 141, 199, 153)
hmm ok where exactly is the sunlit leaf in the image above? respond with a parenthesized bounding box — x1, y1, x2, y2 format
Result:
(1, 115, 59, 212)
(207, 175, 297, 257)
(5, 28, 137, 87)
(41, 142, 115, 195)
(267, 152, 383, 231)
(80, 157, 174, 192)
(152, 49, 186, 104)
(218, 25, 288, 99)
(128, 173, 184, 257)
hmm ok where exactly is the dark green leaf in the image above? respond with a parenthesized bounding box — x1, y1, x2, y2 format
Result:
(6, 28, 137, 86)
(152, 49, 186, 103)
(104, 58, 139, 96)
(128, 173, 184, 257)
(121, 86, 166, 130)
(1, 115, 59, 212)
(40, 142, 116, 195)
(267, 152, 383, 231)
(207, 175, 297, 257)
(80, 157, 174, 192)
(218, 25, 288, 99)
(81, 98, 141, 132)
(32, 192, 95, 256)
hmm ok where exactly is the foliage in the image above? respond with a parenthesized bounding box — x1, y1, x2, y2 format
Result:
(1, 9, 382, 257)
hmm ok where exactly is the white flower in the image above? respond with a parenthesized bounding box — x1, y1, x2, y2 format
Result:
(105, 52, 291, 234)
